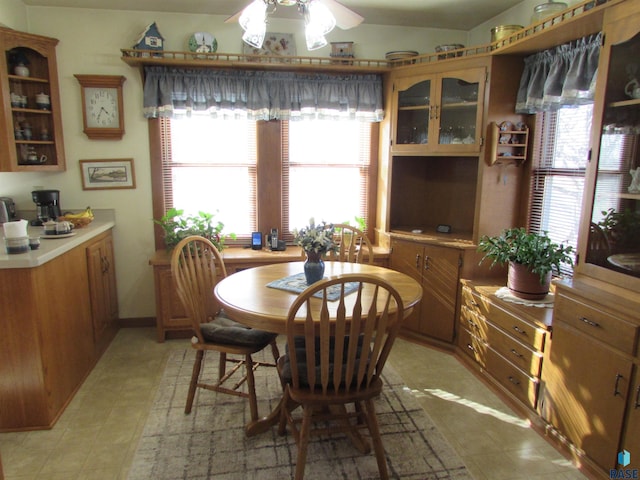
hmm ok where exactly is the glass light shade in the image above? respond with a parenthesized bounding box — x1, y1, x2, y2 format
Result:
(242, 24, 267, 49)
(239, 0, 267, 32)
(307, 1, 336, 35)
(305, 26, 328, 50)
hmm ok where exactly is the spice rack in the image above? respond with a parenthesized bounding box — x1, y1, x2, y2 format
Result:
(486, 121, 529, 166)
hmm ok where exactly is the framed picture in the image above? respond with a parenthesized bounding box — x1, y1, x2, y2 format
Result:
(242, 32, 296, 57)
(80, 158, 136, 190)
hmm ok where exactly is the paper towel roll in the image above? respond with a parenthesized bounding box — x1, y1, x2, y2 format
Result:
(3, 219, 28, 238)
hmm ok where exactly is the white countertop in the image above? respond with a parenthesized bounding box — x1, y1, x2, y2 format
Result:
(0, 209, 115, 269)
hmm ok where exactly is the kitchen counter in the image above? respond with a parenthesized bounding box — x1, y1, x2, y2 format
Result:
(0, 209, 115, 269)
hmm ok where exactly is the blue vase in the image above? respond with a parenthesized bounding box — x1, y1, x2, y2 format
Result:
(304, 251, 325, 285)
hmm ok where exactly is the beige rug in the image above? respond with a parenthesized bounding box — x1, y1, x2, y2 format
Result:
(127, 349, 473, 479)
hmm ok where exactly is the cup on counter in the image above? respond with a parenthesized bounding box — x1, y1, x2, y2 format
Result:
(55, 221, 72, 235)
(43, 220, 57, 235)
(5, 236, 29, 254)
(29, 236, 40, 250)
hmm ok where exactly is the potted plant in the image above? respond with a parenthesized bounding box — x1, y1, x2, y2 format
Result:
(154, 208, 234, 251)
(477, 227, 574, 300)
(293, 218, 338, 285)
(597, 207, 640, 253)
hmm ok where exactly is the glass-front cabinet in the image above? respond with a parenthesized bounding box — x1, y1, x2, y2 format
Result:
(579, 18, 640, 288)
(391, 66, 485, 154)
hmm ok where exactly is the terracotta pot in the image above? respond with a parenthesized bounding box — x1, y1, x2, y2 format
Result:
(507, 261, 551, 300)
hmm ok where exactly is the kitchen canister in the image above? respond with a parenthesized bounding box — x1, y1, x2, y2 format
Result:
(531, 0, 567, 24)
(491, 25, 524, 43)
(3, 218, 28, 238)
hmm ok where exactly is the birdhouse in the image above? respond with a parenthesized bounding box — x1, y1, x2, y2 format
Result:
(133, 22, 165, 55)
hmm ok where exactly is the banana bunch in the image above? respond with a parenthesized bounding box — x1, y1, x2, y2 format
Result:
(60, 206, 94, 227)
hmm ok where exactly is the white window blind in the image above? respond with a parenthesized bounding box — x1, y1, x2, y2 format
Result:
(528, 104, 593, 275)
(282, 119, 371, 238)
(161, 116, 257, 238)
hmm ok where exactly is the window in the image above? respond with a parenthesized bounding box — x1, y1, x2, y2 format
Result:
(283, 119, 372, 236)
(161, 116, 257, 237)
(528, 104, 593, 275)
(154, 117, 377, 247)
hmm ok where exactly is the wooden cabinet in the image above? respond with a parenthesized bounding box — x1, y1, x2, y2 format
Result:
(0, 229, 118, 430)
(391, 64, 486, 155)
(390, 237, 462, 343)
(0, 27, 65, 171)
(457, 280, 551, 411)
(149, 247, 392, 342)
(576, 1, 640, 293)
(86, 231, 118, 353)
(621, 365, 640, 463)
(539, 279, 639, 473)
(485, 122, 529, 166)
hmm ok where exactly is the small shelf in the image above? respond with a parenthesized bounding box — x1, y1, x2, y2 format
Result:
(486, 122, 529, 166)
(609, 98, 640, 108)
(619, 192, 640, 200)
(8, 74, 48, 83)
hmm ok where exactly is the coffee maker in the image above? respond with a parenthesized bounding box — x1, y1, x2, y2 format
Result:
(31, 189, 62, 225)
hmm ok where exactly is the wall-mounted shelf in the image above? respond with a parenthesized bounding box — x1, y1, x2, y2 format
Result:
(486, 121, 529, 166)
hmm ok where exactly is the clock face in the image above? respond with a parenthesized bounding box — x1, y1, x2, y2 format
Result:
(85, 87, 119, 128)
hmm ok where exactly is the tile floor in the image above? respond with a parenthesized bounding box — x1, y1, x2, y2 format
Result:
(0, 328, 589, 480)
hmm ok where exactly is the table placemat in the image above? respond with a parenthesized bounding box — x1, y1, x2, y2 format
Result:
(266, 272, 358, 301)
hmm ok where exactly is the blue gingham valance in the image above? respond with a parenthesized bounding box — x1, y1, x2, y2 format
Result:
(142, 66, 384, 122)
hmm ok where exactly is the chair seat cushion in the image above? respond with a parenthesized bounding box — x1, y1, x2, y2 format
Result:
(200, 312, 277, 348)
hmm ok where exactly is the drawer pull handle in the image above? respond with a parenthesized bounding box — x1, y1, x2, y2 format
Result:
(510, 349, 523, 358)
(466, 343, 476, 352)
(467, 319, 477, 328)
(415, 254, 421, 269)
(470, 300, 479, 307)
(580, 316, 600, 328)
(513, 326, 526, 335)
(508, 376, 521, 386)
(635, 386, 640, 409)
(614, 373, 623, 397)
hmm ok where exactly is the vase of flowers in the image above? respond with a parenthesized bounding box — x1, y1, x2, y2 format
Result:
(293, 218, 338, 285)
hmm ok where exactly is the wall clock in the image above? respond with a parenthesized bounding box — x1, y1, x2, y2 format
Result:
(74, 74, 126, 140)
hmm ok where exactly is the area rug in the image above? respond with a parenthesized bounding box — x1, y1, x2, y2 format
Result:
(127, 349, 473, 480)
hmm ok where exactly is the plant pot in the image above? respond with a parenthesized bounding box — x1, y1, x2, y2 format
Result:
(507, 261, 551, 300)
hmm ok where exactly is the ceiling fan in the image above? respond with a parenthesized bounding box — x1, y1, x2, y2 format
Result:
(226, 0, 364, 51)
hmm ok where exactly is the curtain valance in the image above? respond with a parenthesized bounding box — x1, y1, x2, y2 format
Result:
(142, 66, 384, 122)
(515, 32, 602, 113)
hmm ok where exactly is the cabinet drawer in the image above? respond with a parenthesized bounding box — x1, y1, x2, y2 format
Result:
(554, 292, 638, 355)
(486, 346, 539, 410)
(458, 325, 538, 410)
(461, 306, 542, 377)
(461, 286, 546, 351)
(458, 326, 488, 368)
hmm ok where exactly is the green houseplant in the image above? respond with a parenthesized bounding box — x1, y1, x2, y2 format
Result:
(477, 228, 574, 300)
(154, 208, 234, 251)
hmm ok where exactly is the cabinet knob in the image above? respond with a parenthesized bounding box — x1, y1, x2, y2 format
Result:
(513, 325, 526, 336)
(510, 348, 523, 358)
(507, 376, 521, 386)
(466, 343, 475, 353)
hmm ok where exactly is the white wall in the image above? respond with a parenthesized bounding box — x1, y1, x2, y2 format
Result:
(0, 5, 472, 320)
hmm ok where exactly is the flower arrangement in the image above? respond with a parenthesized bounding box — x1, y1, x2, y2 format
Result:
(293, 218, 338, 255)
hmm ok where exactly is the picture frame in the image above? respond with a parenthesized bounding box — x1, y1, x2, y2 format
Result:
(242, 32, 296, 57)
(80, 158, 136, 190)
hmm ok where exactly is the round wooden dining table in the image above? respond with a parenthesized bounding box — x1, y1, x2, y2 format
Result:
(213, 260, 423, 435)
(214, 261, 423, 334)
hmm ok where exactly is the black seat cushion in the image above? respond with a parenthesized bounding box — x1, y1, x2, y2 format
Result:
(279, 335, 367, 388)
(200, 312, 277, 348)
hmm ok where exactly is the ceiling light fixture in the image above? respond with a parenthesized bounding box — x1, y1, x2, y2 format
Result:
(238, 0, 337, 51)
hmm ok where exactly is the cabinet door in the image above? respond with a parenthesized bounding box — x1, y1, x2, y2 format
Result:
(540, 321, 632, 471)
(436, 68, 485, 153)
(421, 243, 460, 342)
(86, 234, 118, 346)
(389, 238, 423, 333)
(393, 76, 433, 151)
(621, 366, 640, 469)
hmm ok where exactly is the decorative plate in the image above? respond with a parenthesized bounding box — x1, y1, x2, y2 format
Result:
(188, 32, 217, 53)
